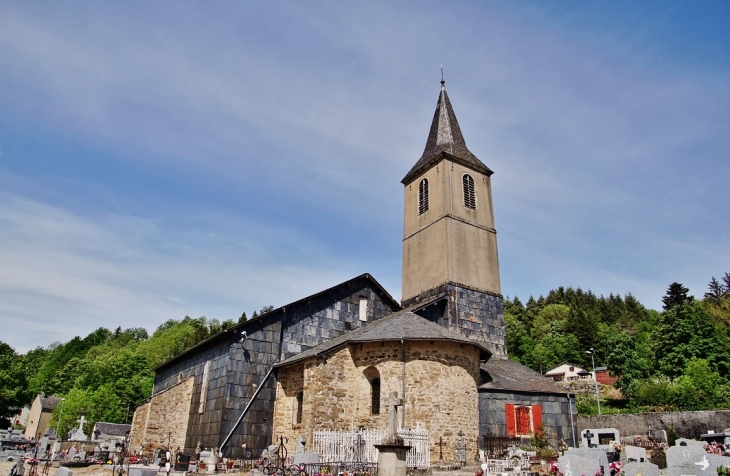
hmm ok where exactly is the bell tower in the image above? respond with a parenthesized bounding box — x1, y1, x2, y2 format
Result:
(402, 80, 505, 356)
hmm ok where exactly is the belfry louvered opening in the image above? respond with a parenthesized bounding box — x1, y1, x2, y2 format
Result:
(418, 178, 429, 215)
(463, 174, 476, 210)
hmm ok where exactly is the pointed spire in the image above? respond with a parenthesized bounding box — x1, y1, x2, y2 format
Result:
(402, 79, 492, 184)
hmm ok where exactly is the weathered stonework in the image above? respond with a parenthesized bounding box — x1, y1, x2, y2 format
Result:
(129, 377, 194, 453)
(274, 340, 480, 463)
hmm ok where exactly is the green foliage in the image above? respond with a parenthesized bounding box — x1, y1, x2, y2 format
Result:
(0, 342, 29, 419)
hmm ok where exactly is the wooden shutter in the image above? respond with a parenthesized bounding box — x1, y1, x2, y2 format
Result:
(531, 404, 543, 433)
(505, 403, 516, 437)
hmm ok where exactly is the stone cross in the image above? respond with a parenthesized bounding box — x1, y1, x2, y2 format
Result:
(582, 430, 594, 447)
(76, 416, 87, 433)
(385, 392, 403, 437)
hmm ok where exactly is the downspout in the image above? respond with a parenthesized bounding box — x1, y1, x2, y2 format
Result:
(401, 339, 406, 428)
(220, 366, 275, 454)
(568, 394, 577, 448)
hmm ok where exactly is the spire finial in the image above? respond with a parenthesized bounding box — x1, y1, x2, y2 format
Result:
(440, 64, 445, 87)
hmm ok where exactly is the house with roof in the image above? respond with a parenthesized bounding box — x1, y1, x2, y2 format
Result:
(92, 422, 132, 444)
(24, 394, 62, 440)
(130, 80, 576, 461)
(544, 363, 592, 382)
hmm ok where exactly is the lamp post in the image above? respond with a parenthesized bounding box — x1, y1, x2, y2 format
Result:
(585, 348, 601, 415)
(55, 398, 66, 437)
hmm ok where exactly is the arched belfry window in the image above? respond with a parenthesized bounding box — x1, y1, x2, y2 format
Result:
(418, 178, 429, 215)
(463, 174, 476, 210)
(363, 366, 381, 415)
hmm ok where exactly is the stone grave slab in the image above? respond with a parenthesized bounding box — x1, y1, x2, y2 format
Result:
(129, 468, 159, 476)
(57, 467, 73, 476)
(675, 439, 705, 449)
(565, 448, 610, 476)
(665, 444, 710, 476)
(707, 455, 730, 475)
(623, 461, 659, 476)
(559, 454, 601, 476)
(625, 445, 647, 462)
(292, 453, 320, 465)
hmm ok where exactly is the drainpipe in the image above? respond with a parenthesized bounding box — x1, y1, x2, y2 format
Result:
(568, 394, 577, 448)
(401, 339, 406, 428)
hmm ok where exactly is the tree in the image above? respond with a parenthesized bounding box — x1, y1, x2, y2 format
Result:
(705, 277, 727, 304)
(0, 342, 28, 419)
(662, 282, 694, 311)
(238, 312, 248, 324)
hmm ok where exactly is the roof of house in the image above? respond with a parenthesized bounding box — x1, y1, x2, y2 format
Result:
(480, 358, 572, 395)
(39, 396, 63, 410)
(544, 362, 587, 376)
(402, 81, 493, 185)
(155, 273, 400, 370)
(275, 307, 492, 367)
(93, 422, 131, 436)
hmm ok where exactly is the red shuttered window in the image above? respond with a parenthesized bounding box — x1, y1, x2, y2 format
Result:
(505, 403, 516, 437)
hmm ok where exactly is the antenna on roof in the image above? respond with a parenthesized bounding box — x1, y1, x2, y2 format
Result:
(440, 64, 445, 86)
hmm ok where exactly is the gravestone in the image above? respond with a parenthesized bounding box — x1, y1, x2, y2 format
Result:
(649, 446, 666, 469)
(69, 416, 88, 442)
(78, 449, 86, 461)
(559, 454, 601, 476)
(453, 430, 467, 465)
(665, 443, 709, 476)
(653, 430, 668, 444)
(675, 439, 705, 449)
(292, 453, 320, 465)
(129, 468, 158, 476)
(68, 447, 77, 460)
(623, 461, 659, 476)
(56, 467, 73, 476)
(39, 437, 49, 452)
(625, 445, 647, 462)
(581, 428, 620, 448)
(374, 392, 410, 476)
(565, 448, 609, 476)
(296, 436, 305, 453)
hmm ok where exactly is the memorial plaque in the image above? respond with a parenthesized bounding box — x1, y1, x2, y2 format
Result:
(665, 444, 708, 476)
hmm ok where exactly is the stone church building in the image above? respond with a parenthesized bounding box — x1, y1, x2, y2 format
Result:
(130, 81, 576, 462)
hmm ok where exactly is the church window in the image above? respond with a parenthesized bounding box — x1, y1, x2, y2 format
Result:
(418, 178, 429, 215)
(198, 360, 210, 413)
(359, 296, 368, 321)
(516, 406, 531, 435)
(294, 390, 303, 425)
(371, 378, 381, 415)
(463, 174, 476, 210)
(364, 366, 381, 415)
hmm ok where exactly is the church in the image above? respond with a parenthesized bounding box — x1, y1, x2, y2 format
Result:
(129, 81, 576, 463)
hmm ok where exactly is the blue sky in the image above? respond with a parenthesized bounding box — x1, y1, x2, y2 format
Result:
(1, 2, 728, 352)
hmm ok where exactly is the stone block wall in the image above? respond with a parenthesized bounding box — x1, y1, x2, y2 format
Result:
(578, 410, 730, 440)
(273, 340, 482, 463)
(479, 391, 576, 448)
(147, 276, 399, 459)
(406, 282, 506, 357)
(129, 377, 194, 454)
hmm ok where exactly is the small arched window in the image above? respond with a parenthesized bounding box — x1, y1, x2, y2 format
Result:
(363, 366, 381, 415)
(294, 390, 303, 425)
(371, 378, 381, 415)
(418, 178, 429, 215)
(463, 174, 476, 210)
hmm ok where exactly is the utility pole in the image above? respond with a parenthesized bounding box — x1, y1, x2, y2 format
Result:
(585, 348, 601, 415)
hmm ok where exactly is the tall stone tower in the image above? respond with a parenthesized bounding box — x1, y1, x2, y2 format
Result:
(402, 80, 506, 357)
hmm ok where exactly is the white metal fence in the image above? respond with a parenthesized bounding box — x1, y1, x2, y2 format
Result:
(312, 428, 430, 469)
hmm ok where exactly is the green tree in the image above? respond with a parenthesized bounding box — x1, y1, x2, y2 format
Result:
(0, 342, 28, 420)
(662, 282, 694, 311)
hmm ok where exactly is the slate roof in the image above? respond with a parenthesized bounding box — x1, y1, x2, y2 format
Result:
(402, 81, 493, 185)
(275, 308, 492, 367)
(155, 273, 400, 370)
(480, 358, 572, 395)
(39, 396, 63, 411)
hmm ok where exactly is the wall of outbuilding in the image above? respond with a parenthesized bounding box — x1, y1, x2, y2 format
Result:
(479, 391, 576, 449)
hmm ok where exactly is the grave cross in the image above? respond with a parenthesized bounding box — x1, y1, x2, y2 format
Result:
(438, 437, 444, 461)
(76, 416, 87, 433)
(385, 392, 403, 437)
(583, 430, 595, 448)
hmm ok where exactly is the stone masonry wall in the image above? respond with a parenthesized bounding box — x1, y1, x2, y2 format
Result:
(129, 377, 194, 454)
(578, 410, 730, 440)
(150, 276, 399, 459)
(479, 392, 576, 449)
(274, 340, 481, 463)
(406, 282, 506, 357)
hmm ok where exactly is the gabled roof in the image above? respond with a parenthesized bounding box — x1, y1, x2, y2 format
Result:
(544, 361, 587, 376)
(39, 396, 62, 410)
(480, 358, 572, 395)
(155, 273, 399, 370)
(275, 308, 492, 367)
(93, 422, 131, 436)
(402, 81, 493, 185)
